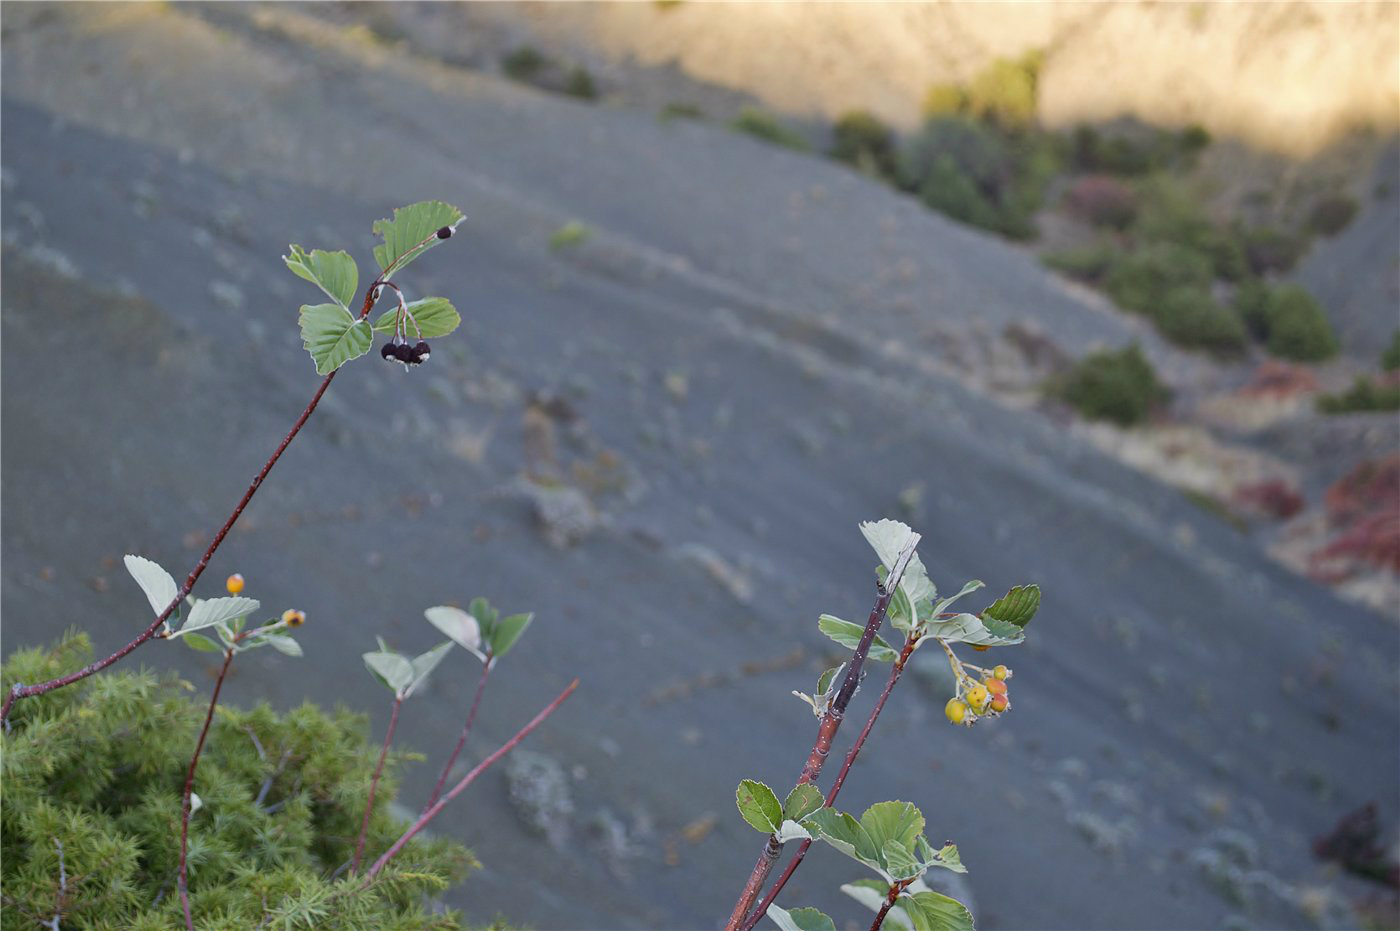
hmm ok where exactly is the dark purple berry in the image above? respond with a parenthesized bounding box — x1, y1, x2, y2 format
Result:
(393, 343, 416, 363)
(411, 340, 431, 363)
(380, 342, 398, 361)
(436, 226, 453, 240)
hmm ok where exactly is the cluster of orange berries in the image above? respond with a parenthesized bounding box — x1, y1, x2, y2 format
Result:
(226, 573, 305, 627)
(944, 664, 1012, 725)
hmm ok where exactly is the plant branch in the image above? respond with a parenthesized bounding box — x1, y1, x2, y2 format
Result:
(869, 880, 912, 931)
(740, 634, 918, 931)
(45, 837, 66, 931)
(360, 678, 578, 884)
(179, 648, 235, 930)
(351, 695, 404, 876)
(724, 536, 918, 931)
(422, 660, 492, 813)
(1, 371, 339, 729)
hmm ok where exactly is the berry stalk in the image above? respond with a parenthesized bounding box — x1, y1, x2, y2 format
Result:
(351, 695, 404, 876)
(179, 647, 236, 930)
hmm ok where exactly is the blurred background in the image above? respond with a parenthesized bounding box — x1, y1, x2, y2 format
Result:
(2, 3, 1398, 929)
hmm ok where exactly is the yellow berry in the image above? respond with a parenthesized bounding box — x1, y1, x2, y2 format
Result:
(281, 609, 306, 628)
(993, 664, 1009, 680)
(944, 698, 970, 725)
(225, 573, 245, 595)
(990, 694, 1010, 713)
(965, 684, 990, 712)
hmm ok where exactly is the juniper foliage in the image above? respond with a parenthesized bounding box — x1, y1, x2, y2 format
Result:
(1, 632, 480, 930)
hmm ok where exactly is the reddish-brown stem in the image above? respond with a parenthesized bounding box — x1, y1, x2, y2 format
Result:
(361, 678, 578, 884)
(0, 370, 339, 729)
(739, 635, 917, 931)
(351, 695, 403, 876)
(422, 659, 492, 813)
(870, 880, 912, 931)
(724, 538, 917, 931)
(179, 648, 236, 930)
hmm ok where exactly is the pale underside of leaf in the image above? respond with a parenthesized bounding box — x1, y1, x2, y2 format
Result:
(124, 554, 178, 617)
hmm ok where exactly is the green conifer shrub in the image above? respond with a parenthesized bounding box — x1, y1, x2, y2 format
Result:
(1053, 343, 1169, 426)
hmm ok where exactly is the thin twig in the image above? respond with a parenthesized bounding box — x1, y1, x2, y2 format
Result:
(869, 879, 912, 931)
(254, 749, 293, 810)
(740, 635, 917, 931)
(724, 536, 919, 931)
(360, 678, 579, 884)
(351, 696, 404, 876)
(422, 660, 492, 813)
(179, 648, 236, 930)
(45, 837, 66, 930)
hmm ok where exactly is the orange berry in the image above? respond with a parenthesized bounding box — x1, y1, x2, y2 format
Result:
(985, 678, 1008, 697)
(944, 698, 970, 725)
(225, 573, 245, 595)
(973, 645, 990, 653)
(990, 694, 1009, 713)
(281, 609, 306, 628)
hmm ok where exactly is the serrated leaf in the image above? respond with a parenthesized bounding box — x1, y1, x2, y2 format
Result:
(804, 808, 880, 868)
(260, 634, 303, 657)
(841, 880, 914, 930)
(818, 616, 897, 663)
(124, 555, 178, 617)
(284, 245, 358, 309)
(364, 650, 414, 693)
(784, 784, 824, 823)
(183, 632, 222, 653)
(181, 597, 260, 635)
(736, 779, 783, 833)
(922, 613, 1024, 648)
(404, 641, 453, 697)
(372, 200, 465, 278)
(373, 297, 461, 340)
(925, 841, 966, 874)
(488, 612, 533, 660)
(861, 519, 934, 604)
(299, 303, 373, 375)
(904, 890, 975, 931)
(884, 838, 922, 881)
(983, 584, 1040, 629)
(424, 605, 485, 659)
(861, 802, 924, 868)
(766, 904, 837, 931)
(776, 820, 812, 843)
(889, 585, 916, 633)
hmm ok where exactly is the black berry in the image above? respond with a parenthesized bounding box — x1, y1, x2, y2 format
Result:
(411, 340, 431, 363)
(380, 342, 398, 361)
(393, 343, 416, 363)
(436, 226, 453, 240)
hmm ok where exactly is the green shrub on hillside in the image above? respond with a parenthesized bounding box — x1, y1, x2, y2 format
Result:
(1131, 176, 1247, 281)
(1265, 285, 1337, 361)
(922, 82, 968, 119)
(1382, 331, 1400, 371)
(1307, 193, 1359, 237)
(1103, 242, 1213, 315)
(1042, 242, 1121, 284)
(1241, 226, 1310, 276)
(1317, 376, 1400, 414)
(1233, 280, 1274, 341)
(730, 107, 810, 151)
(1153, 286, 1248, 355)
(964, 52, 1042, 129)
(830, 109, 898, 181)
(1067, 124, 1211, 176)
(564, 66, 597, 100)
(1, 633, 475, 929)
(502, 46, 547, 82)
(1054, 343, 1169, 426)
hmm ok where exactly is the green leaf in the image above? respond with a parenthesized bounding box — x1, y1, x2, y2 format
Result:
(904, 890, 975, 931)
(860, 518, 934, 604)
(298, 303, 373, 376)
(783, 784, 824, 823)
(284, 245, 358, 309)
(816, 665, 841, 696)
(181, 597, 260, 635)
(766, 904, 837, 931)
(982, 584, 1040, 629)
(841, 880, 913, 930)
(488, 612, 533, 660)
(364, 650, 414, 694)
(860, 801, 925, 862)
(921, 613, 1024, 648)
(260, 634, 303, 657)
(884, 838, 922, 881)
(923, 840, 966, 874)
(736, 779, 783, 833)
(468, 597, 498, 628)
(183, 632, 222, 653)
(404, 641, 453, 697)
(372, 200, 465, 278)
(124, 555, 178, 617)
(888, 585, 916, 633)
(818, 615, 897, 663)
(424, 605, 485, 660)
(804, 808, 879, 868)
(372, 297, 461, 340)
